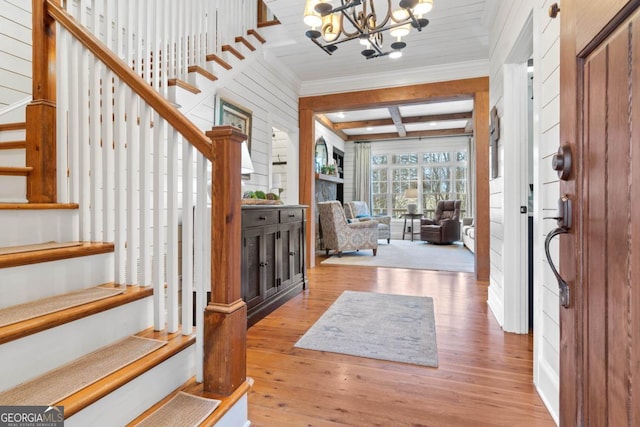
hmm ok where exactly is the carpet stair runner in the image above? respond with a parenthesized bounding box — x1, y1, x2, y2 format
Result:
(129, 377, 253, 427)
(0, 234, 198, 423)
(0, 328, 195, 418)
(0, 283, 152, 345)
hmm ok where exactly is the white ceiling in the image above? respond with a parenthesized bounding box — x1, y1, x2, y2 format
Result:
(260, 1, 493, 141)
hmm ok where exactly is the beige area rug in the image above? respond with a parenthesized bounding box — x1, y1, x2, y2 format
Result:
(0, 241, 81, 256)
(134, 392, 221, 427)
(321, 239, 474, 273)
(0, 287, 125, 328)
(0, 336, 166, 405)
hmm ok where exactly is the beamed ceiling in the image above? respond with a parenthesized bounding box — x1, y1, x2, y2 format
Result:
(317, 99, 474, 142)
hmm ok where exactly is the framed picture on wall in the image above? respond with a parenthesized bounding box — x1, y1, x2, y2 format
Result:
(216, 97, 253, 153)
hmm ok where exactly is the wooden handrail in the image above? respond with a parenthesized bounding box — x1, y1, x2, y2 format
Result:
(44, 0, 212, 160)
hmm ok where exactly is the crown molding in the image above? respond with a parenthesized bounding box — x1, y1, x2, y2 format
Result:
(298, 59, 489, 97)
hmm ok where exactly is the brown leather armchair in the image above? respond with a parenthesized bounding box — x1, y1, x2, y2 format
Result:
(420, 200, 461, 244)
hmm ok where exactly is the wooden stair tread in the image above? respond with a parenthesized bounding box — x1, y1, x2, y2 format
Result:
(59, 328, 195, 418)
(247, 29, 266, 44)
(0, 203, 78, 210)
(0, 285, 153, 345)
(167, 78, 201, 94)
(0, 242, 114, 269)
(187, 65, 218, 82)
(0, 166, 32, 176)
(0, 241, 82, 256)
(127, 377, 252, 426)
(235, 36, 256, 52)
(0, 141, 26, 150)
(0, 122, 26, 132)
(222, 44, 245, 60)
(205, 54, 232, 71)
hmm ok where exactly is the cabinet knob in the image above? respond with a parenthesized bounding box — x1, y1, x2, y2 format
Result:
(259, 261, 268, 267)
(259, 216, 267, 220)
(288, 214, 295, 217)
(289, 251, 296, 256)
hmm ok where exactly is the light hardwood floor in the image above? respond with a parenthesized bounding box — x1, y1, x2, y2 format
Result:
(246, 257, 555, 426)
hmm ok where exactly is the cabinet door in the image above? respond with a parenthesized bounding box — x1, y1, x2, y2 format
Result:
(279, 223, 293, 288)
(291, 221, 305, 282)
(263, 225, 279, 298)
(242, 228, 263, 309)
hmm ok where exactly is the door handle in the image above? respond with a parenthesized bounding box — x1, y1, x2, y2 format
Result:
(544, 227, 570, 308)
(543, 195, 572, 308)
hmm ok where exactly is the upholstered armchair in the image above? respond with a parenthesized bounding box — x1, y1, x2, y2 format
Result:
(343, 201, 391, 244)
(420, 200, 462, 244)
(318, 201, 378, 256)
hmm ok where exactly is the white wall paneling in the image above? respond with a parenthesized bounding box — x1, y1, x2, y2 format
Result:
(490, 0, 560, 423)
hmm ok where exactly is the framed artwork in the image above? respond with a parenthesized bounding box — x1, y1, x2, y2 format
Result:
(217, 97, 253, 153)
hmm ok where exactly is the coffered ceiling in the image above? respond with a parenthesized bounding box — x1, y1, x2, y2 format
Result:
(260, 0, 494, 141)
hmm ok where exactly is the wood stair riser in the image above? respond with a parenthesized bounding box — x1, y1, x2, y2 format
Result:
(0, 176, 27, 203)
(67, 346, 196, 427)
(0, 209, 79, 247)
(0, 296, 154, 391)
(0, 253, 114, 309)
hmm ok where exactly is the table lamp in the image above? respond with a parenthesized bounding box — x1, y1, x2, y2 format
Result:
(404, 188, 419, 214)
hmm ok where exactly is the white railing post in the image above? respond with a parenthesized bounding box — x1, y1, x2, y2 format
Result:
(152, 113, 166, 330)
(167, 129, 180, 334)
(182, 141, 194, 335)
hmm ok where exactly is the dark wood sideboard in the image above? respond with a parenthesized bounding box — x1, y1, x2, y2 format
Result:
(242, 205, 307, 326)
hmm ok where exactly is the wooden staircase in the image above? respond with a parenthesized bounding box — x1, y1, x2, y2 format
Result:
(0, 1, 265, 424)
(0, 208, 248, 425)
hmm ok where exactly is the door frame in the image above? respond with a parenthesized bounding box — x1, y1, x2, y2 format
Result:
(299, 78, 491, 280)
(500, 13, 533, 334)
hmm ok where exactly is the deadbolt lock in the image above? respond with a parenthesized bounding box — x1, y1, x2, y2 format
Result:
(552, 144, 572, 181)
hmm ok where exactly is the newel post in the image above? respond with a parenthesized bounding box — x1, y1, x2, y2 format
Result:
(203, 126, 247, 396)
(26, 0, 59, 203)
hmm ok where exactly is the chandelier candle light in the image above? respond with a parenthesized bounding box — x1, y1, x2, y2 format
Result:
(303, 0, 433, 59)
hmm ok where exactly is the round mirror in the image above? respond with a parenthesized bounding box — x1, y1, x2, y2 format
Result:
(315, 137, 328, 172)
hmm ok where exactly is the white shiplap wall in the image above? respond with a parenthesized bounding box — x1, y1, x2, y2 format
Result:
(0, 0, 31, 120)
(532, 0, 560, 422)
(217, 53, 300, 197)
(489, 0, 559, 423)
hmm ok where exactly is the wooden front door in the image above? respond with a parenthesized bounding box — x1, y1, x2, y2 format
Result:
(560, 0, 640, 425)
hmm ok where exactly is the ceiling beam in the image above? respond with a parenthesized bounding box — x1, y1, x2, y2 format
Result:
(388, 106, 406, 137)
(346, 127, 470, 142)
(333, 111, 473, 130)
(315, 114, 349, 140)
(300, 77, 487, 112)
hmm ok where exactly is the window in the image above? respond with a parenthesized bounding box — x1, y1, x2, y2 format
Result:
(371, 148, 468, 218)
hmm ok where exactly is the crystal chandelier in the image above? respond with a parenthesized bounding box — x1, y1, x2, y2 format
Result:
(303, 0, 433, 59)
